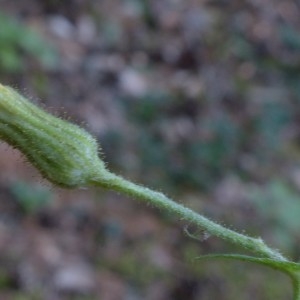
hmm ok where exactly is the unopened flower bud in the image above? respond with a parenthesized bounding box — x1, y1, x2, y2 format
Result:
(0, 84, 109, 188)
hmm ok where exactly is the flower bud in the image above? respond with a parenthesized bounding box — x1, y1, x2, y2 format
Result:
(0, 84, 109, 188)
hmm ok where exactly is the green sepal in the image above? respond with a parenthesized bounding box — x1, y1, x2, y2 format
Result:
(0, 84, 110, 188)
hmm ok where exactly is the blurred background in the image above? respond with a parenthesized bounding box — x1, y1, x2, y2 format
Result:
(0, 0, 299, 299)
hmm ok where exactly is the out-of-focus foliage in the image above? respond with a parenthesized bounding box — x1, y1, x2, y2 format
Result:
(107, 91, 293, 192)
(0, 13, 57, 72)
(10, 181, 52, 214)
(251, 179, 300, 254)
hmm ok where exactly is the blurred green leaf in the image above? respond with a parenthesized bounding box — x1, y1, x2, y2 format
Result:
(10, 181, 52, 214)
(0, 12, 58, 72)
(250, 179, 300, 252)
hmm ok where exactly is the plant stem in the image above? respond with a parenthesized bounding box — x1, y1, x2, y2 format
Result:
(95, 171, 287, 262)
(292, 276, 300, 300)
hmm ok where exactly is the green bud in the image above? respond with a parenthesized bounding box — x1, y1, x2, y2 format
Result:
(0, 84, 109, 188)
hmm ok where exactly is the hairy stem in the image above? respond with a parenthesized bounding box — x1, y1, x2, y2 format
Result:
(94, 171, 287, 262)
